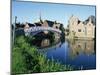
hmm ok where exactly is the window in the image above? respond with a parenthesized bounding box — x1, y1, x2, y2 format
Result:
(56, 26, 58, 29)
(78, 29, 81, 32)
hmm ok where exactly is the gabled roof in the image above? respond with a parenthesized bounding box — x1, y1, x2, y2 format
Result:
(27, 23, 35, 27)
(34, 23, 42, 26)
(45, 20, 54, 27)
(83, 15, 96, 25)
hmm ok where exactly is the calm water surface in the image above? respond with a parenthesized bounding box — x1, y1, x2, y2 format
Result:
(32, 38, 96, 70)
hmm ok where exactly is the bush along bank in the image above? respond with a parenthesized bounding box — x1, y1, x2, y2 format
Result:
(12, 35, 73, 74)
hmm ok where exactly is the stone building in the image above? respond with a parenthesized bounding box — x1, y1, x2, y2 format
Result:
(41, 20, 62, 35)
(24, 22, 35, 29)
(24, 13, 62, 30)
(24, 14, 64, 36)
(67, 15, 96, 39)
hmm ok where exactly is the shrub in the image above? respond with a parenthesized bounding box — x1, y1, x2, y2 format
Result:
(12, 35, 73, 74)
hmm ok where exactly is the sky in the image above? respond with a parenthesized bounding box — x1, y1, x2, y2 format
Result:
(12, 1, 96, 28)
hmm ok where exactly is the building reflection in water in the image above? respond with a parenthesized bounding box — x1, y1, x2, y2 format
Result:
(32, 37, 62, 51)
(67, 39, 95, 60)
(41, 38, 60, 47)
(32, 37, 96, 69)
(41, 39, 50, 47)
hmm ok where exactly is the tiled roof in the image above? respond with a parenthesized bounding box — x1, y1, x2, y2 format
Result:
(83, 15, 96, 25)
(45, 20, 54, 27)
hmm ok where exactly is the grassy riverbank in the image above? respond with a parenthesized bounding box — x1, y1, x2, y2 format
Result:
(12, 35, 73, 74)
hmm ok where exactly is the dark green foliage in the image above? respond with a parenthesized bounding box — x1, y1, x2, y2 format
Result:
(12, 36, 73, 74)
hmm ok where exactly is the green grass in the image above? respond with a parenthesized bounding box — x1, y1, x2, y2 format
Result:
(12, 35, 73, 74)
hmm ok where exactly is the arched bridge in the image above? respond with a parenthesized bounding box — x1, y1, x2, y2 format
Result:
(24, 27, 62, 36)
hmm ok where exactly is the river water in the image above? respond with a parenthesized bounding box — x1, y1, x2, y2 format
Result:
(32, 37, 96, 70)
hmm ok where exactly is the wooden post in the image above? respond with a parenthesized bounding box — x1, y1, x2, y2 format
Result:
(13, 16, 17, 45)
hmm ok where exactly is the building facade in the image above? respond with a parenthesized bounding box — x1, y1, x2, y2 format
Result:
(67, 15, 95, 39)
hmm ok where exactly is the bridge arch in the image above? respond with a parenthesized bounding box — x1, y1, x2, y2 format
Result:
(24, 27, 62, 36)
